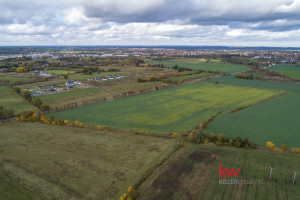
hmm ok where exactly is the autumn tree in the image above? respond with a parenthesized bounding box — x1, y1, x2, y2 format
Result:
(266, 141, 275, 150)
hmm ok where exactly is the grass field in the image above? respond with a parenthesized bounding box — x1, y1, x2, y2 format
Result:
(40, 87, 111, 107)
(0, 86, 39, 113)
(0, 76, 32, 82)
(205, 93, 300, 147)
(138, 144, 300, 200)
(150, 60, 248, 73)
(49, 82, 280, 133)
(0, 122, 176, 200)
(46, 70, 76, 75)
(170, 72, 212, 81)
(167, 58, 222, 64)
(204, 75, 300, 93)
(270, 65, 300, 80)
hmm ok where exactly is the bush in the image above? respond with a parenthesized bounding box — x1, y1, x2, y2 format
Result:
(273, 147, 282, 152)
(40, 103, 50, 111)
(266, 141, 275, 150)
(290, 148, 300, 154)
(217, 133, 228, 143)
(97, 125, 104, 131)
(32, 97, 43, 107)
(281, 144, 287, 150)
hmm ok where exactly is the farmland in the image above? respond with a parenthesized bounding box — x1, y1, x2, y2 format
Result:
(204, 75, 300, 93)
(205, 93, 300, 147)
(46, 70, 76, 75)
(0, 86, 39, 113)
(138, 144, 300, 200)
(270, 65, 300, 80)
(150, 60, 248, 73)
(49, 82, 280, 133)
(39, 87, 111, 108)
(0, 122, 176, 200)
(0, 76, 32, 82)
(170, 72, 212, 82)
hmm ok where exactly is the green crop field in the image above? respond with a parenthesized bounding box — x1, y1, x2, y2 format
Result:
(205, 93, 300, 147)
(170, 72, 212, 81)
(49, 82, 280, 133)
(0, 86, 39, 113)
(0, 76, 32, 82)
(138, 144, 300, 200)
(46, 70, 76, 75)
(150, 60, 248, 73)
(40, 87, 111, 107)
(204, 75, 300, 93)
(270, 64, 300, 80)
(0, 122, 176, 200)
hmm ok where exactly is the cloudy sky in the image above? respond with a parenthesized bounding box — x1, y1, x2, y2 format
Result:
(1, 0, 300, 46)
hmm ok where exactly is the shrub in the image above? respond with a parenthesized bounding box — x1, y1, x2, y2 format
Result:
(208, 132, 216, 141)
(290, 148, 300, 154)
(172, 133, 177, 138)
(217, 133, 228, 143)
(281, 144, 287, 150)
(97, 125, 104, 131)
(266, 141, 275, 150)
(273, 147, 282, 152)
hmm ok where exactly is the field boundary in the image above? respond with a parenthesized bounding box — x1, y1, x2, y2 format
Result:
(229, 91, 288, 114)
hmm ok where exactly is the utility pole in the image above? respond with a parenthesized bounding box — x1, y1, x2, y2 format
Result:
(293, 172, 298, 184)
(269, 167, 274, 179)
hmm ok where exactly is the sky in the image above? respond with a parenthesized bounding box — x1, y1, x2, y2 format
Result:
(0, 0, 300, 47)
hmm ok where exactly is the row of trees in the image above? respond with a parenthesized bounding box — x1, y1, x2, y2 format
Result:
(16, 112, 106, 132)
(235, 73, 254, 79)
(0, 106, 14, 119)
(188, 131, 256, 149)
(14, 87, 50, 111)
(266, 141, 300, 154)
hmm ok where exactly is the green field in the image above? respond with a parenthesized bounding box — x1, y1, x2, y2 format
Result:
(150, 60, 248, 73)
(40, 87, 111, 107)
(49, 82, 280, 133)
(0, 76, 31, 82)
(0, 122, 176, 199)
(0, 86, 39, 113)
(138, 144, 300, 200)
(170, 72, 212, 81)
(46, 70, 76, 75)
(205, 93, 300, 147)
(271, 65, 300, 80)
(204, 75, 300, 93)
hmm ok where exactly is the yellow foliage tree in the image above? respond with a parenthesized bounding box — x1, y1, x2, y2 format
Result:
(266, 141, 275, 150)
(281, 144, 287, 150)
(78, 122, 83, 128)
(32, 113, 38, 120)
(97, 126, 104, 131)
(290, 148, 300, 154)
(127, 186, 133, 193)
(172, 133, 177, 138)
(16, 67, 25, 73)
(40, 115, 46, 122)
(74, 120, 79, 126)
(20, 114, 26, 121)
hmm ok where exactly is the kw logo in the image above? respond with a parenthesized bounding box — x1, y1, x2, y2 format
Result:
(219, 164, 239, 178)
